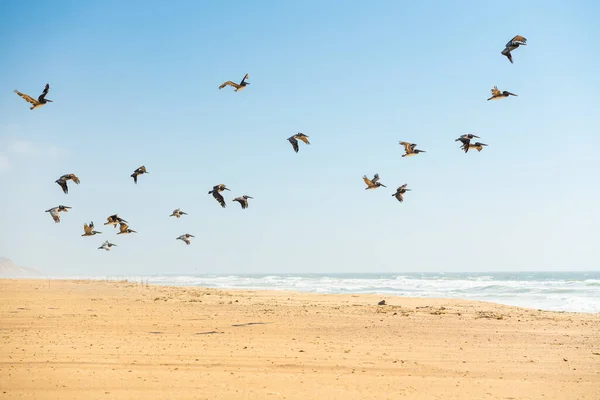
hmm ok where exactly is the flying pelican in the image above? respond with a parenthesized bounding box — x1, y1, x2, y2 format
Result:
(45, 205, 71, 223)
(208, 184, 230, 208)
(363, 173, 386, 190)
(392, 184, 411, 203)
(170, 208, 188, 218)
(82, 221, 102, 237)
(288, 133, 310, 153)
(117, 222, 137, 235)
(218, 73, 250, 92)
(55, 173, 80, 194)
(233, 195, 253, 209)
(131, 166, 148, 184)
(501, 35, 527, 64)
(176, 234, 195, 245)
(14, 83, 53, 110)
(104, 214, 128, 228)
(98, 241, 118, 251)
(487, 86, 517, 101)
(399, 141, 426, 157)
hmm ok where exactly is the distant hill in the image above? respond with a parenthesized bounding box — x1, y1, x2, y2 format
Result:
(0, 257, 41, 277)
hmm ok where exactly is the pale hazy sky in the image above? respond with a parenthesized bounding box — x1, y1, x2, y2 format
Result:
(1, 1, 599, 275)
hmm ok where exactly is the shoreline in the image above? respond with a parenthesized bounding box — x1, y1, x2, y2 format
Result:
(7, 271, 600, 314)
(1, 279, 599, 399)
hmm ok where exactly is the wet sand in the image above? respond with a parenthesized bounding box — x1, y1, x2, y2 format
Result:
(1, 279, 599, 399)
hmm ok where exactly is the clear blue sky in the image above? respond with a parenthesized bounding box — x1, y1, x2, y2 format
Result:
(1, 1, 599, 275)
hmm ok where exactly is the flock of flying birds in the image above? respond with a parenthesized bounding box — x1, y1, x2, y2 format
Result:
(14, 35, 527, 251)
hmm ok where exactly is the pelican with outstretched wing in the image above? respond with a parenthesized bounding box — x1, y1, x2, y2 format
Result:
(55, 173, 80, 194)
(131, 165, 148, 184)
(363, 173, 386, 190)
(399, 141, 426, 157)
(45, 205, 71, 223)
(170, 208, 188, 218)
(392, 184, 411, 203)
(233, 195, 253, 209)
(82, 221, 102, 237)
(487, 86, 517, 101)
(14, 84, 53, 110)
(288, 133, 310, 153)
(117, 222, 137, 235)
(219, 73, 250, 92)
(501, 35, 527, 64)
(209, 184, 230, 208)
(98, 241, 118, 251)
(176, 234, 195, 245)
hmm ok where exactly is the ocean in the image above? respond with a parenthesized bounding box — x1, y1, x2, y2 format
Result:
(98, 271, 600, 314)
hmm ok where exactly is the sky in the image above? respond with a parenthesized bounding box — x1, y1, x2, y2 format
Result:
(1, 1, 599, 275)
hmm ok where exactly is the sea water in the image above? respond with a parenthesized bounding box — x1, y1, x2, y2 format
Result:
(124, 271, 600, 313)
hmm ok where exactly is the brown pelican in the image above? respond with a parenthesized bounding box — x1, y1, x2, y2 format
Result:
(98, 241, 117, 251)
(501, 35, 527, 64)
(233, 195, 253, 209)
(117, 222, 137, 235)
(392, 184, 411, 203)
(219, 73, 250, 92)
(288, 133, 310, 153)
(82, 221, 102, 237)
(104, 214, 128, 228)
(363, 173, 386, 190)
(177, 234, 195, 245)
(55, 173, 80, 194)
(399, 141, 426, 157)
(14, 84, 53, 110)
(487, 86, 517, 101)
(208, 184, 230, 208)
(170, 208, 188, 218)
(131, 166, 148, 184)
(45, 205, 71, 223)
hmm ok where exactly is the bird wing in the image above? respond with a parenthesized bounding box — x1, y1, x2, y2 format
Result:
(491, 86, 501, 96)
(372, 173, 380, 183)
(394, 192, 404, 202)
(505, 51, 513, 63)
(511, 35, 527, 45)
(56, 179, 68, 194)
(240, 74, 249, 84)
(84, 223, 92, 235)
(457, 137, 470, 146)
(288, 137, 299, 152)
(294, 134, 310, 145)
(397, 184, 408, 191)
(213, 191, 226, 207)
(363, 176, 373, 187)
(38, 84, 50, 101)
(119, 223, 129, 233)
(70, 174, 80, 184)
(14, 90, 38, 105)
(131, 172, 138, 183)
(219, 81, 238, 90)
(48, 210, 60, 222)
(399, 142, 412, 153)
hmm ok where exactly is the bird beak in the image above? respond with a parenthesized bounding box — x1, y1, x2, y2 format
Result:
(248, 196, 254, 199)
(381, 184, 387, 188)
(225, 188, 230, 191)
(47, 99, 53, 102)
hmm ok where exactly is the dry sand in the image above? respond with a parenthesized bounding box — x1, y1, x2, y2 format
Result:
(1, 279, 599, 399)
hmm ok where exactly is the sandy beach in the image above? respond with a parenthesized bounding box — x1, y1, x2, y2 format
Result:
(1, 279, 599, 399)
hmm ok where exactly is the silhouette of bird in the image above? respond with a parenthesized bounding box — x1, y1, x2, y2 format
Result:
(208, 184, 230, 208)
(176, 234, 195, 245)
(288, 133, 310, 153)
(219, 73, 250, 92)
(45, 205, 71, 223)
(392, 184, 411, 203)
(98, 241, 117, 251)
(82, 221, 102, 237)
(233, 195, 253, 209)
(170, 208, 188, 218)
(399, 141, 426, 157)
(14, 83, 53, 110)
(117, 222, 137, 235)
(131, 166, 148, 184)
(104, 214, 128, 228)
(487, 86, 517, 100)
(363, 173, 386, 190)
(55, 174, 80, 194)
(501, 35, 527, 64)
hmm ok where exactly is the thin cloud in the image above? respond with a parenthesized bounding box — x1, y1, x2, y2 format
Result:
(0, 140, 69, 174)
